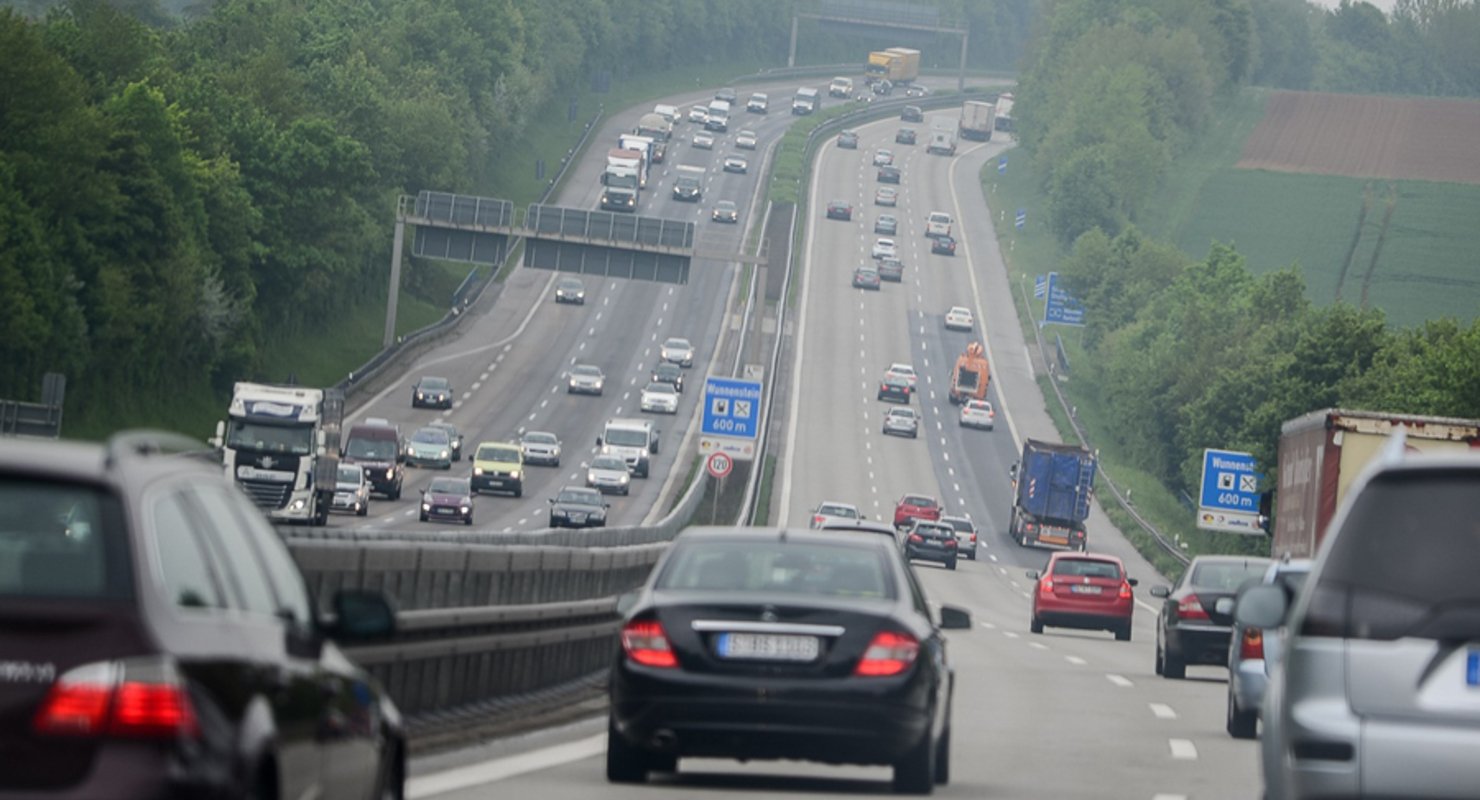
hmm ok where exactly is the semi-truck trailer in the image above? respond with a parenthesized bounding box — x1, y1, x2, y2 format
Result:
(213, 382, 342, 525)
(1272, 408, 1480, 558)
(960, 100, 996, 142)
(635, 112, 671, 162)
(1010, 439, 1097, 551)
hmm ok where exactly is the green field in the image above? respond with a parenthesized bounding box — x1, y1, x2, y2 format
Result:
(1143, 89, 1480, 328)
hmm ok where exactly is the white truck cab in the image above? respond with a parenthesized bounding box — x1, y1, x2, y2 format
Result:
(597, 418, 660, 478)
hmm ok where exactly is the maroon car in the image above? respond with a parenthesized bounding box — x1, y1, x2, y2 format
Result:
(420, 475, 475, 525)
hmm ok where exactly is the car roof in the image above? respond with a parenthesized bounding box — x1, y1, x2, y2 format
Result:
(1049, 551, 1123, 565)
(677, 526, 898, 551)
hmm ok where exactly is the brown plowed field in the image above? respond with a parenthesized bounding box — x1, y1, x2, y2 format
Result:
(1238, 91, 1480, 185)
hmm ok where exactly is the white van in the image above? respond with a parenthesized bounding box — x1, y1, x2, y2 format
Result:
(598, 419, 660, 477)
(792, 87, 820, 115)
(926, 211, 954, 239)
(653, 103, 679, 124)
(829, 76, 854, 98)
(705, 100, 731, 132)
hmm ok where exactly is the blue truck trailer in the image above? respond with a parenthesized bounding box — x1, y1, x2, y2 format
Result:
(1009, 439, 1097, 551)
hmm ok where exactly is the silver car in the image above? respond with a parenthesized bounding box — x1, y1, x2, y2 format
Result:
(1222, 558, 1310, 738)
(639, 381, 678, 414)
(1242, 451, 1480, 799)
(404, 426, 453, 469)
(330, 464, 370, 516)
(810, 501, 862, 529)
(521, 430, 562, 467)
(882, 406, 919, 438)
(567, 364, 605, 395)
(587, 454, 632, 495)
(660, 337, 694, 367)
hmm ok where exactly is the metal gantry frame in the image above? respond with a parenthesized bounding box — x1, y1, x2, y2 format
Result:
(789, 0, 970, 92)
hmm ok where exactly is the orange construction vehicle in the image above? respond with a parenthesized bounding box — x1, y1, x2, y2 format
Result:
(949, 342, 990, 404)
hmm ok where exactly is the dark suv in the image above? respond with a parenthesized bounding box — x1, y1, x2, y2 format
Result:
(0, 432, 405, 799)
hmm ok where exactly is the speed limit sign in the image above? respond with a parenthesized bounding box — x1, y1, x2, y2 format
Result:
(706, 451, 733, 479)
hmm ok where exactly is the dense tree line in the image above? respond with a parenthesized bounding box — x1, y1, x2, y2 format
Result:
(1017, 0, 1480, 518)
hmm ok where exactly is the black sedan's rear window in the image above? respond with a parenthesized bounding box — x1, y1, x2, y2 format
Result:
(0, 478, 131, 599)
(658, 541, 895, 600)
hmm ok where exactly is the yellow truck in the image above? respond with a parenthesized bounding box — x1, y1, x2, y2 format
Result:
(866, 47, 921, 85)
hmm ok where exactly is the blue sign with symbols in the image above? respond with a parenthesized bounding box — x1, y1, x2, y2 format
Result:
(1043, 272, 1086, 327)
(701, 377, 762, 439)
(1199, 449, 1261, 512)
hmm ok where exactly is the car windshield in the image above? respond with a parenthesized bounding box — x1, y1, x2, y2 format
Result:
(1053, 558, 1122, 579)
(558, 279, 582, 290)
(903, 495, 936, 508)
(344, 432, 396, 459)
(557, 489, 600, 504)
(476, 445, 519, 462)
(572, 365, 601, 377)
(664, 338, 690, 350)
(411, 428, 448, 444)
(604, 429, 648, 447)
(658, 541, 894, 600)
(645, 383, 674, 394)
(427, 478, 466, 495)
(524, 432, 556, 445)
(592, 455, 628, 470)
(1301, 470, 1480, 641)
(336, 466, 361, 484)
(819, 504, 857, 518)
(226, 420, 314, 455)
(1189, 559, 1272, 591)
(418, 377, 448, 391)
(0, 479, 127, 600)
(655, 365, 679, 378)
(942, 518, 973, 532)
(717, 202, 735, 211)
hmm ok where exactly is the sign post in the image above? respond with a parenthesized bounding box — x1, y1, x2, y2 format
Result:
(1196, 448, 1264, 533)
(706, 450, 732, 523)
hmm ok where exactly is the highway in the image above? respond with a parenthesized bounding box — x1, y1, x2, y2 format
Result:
(392, 102, 1264, 798)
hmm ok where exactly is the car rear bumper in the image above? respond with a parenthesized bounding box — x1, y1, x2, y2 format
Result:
(472, 475, 521, 494)
(1165, 624, 1233, 666)
(0, 740, 243, 799)
(1035, 603, 1132, 632)
(524, 452, 560, 465)
(905, 544, 955, 564)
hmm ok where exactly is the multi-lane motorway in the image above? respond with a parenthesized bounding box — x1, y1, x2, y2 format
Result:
(336, 82, 1263, 798)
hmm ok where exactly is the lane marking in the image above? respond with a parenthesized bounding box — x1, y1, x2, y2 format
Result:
(1149, 703, 1177, 720)
(1168, 739, 1198, 761)
(1065, 655, 1087, 666)
(1153, 795, 1189, 800)
(1002, 631, 1020, 639)
(1106, 673, 1133, 688)
(1028, 641, 1048, 651)
(406, 733, 605, 798)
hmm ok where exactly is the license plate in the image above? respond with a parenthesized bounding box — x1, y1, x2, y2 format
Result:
(1468, 650, 1479, 687)
(569, 514, 586, 523)
(435, 507, 455, 515)
(716, 633, 819, 662)
(1071, 585, 1102, 594)
(1041, 534, 1068, 545)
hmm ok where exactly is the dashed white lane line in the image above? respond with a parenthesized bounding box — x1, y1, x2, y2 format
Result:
(1152, 795, 1188, 800)
(1106, 674, 1133, 688)
(1065, 655, 1087, 666)
(406, 734, 606, 798)
(1149, 703, 1177, 720)
(979, 621, 997, 629)
(1028, 642, 1048, 651)
(1168, 739, 1198, 760)
(1003, 631, 1020, 639)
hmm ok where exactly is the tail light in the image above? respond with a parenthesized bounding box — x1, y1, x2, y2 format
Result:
(908, 533, 924, 543)
(812, 515, 825, 527)
(1039, 578, 1054, 594)
(621, 620, 678, 668)
(855, 631, 919, 677)
(1024, 522, 1037, 532)
(34, 660, 198, 739)
(1240, 627, 1264, 660)
(1177, 597, 1210, 621)
(1118, 581, 1133, 600)
(969, 534, 977, 544)
(943, 538, 958, 549)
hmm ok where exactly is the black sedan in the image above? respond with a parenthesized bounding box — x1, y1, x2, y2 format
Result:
(877, 374, 913, 402)
(419, 476, 474, 525)
(651, 362, 685, 393)
(931, 235, 957, 256)
(548, 486, 609, 528)
(853, 266, 881, 291)
(1151, 555, 1272, 679)
(411, 375, 454, 409)
(607, 527, 970, 793)
(896, 127, 917, 145)
(826, 200, 853, 221)
(904, 520, 960, 570)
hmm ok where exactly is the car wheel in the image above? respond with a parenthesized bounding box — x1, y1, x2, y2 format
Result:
(419, 513, 428, 522)
(1030, 616, 1043, 634)
(548, 517, 559, 528)
(945, 557, 957, 571)
(358, 503, 368, 517)
(553, 459, 560, 468)
(1154, 640, 1166, 676)
(892, 729, 935, 795)
(391, 485, 402, 501)
(605, 716, 652, 784)
(622, 486, 630, 496)
(1115, 623, 1132, 642)
(514, 487, 523, 498)
(1163, 648, 1187, 680)
(1227, 685, 1258, 739)
(933, 726, 951, 785)
(464, 515, 472, 527)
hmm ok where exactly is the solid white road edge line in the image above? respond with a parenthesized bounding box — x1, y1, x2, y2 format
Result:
(406, 733, 605, 798)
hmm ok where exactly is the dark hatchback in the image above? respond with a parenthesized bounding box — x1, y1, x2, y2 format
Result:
(878, 257, 905, 282)
(420, 475, 474, 525)
(607, 527, 970, 793)
(931, 235, 957, 256)
(650, 362, 685, 393)
(904, 520, 960, 571)
(895, 128, 917, 145)
(411, 375, 454, 409)
(1152, 555, 1272, 678)
(877, 375, 913, 403)
(0, 433, 404, 800)
(548, 486, 609, 529)
(878, 166, 901, 184)
(853, 266, 881, 291)
(826, 200, 853, 221)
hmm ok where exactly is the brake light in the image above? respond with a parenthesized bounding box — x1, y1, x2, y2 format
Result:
(1177, 597, 1210, 621)
(908, 533, 924, 543)
(34, 661, 198, 739)
(1240, 627, 1264, 660)
(1024, 522, 1036, 532)
(621, 620, 678, 668)
(1039, 578, 1054, 594)
(943, 538, 957, 548)
(855, 631, 919, 677)
(813, 515, 825, 526)
(970, 534, 977, 544)
(1119, 581, 1133, 600)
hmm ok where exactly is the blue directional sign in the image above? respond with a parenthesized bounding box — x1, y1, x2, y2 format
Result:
(1034, 274, 1047, 299)
(1197, 448, 1264, 533)
(1043, 272, 1085, 327)
(1015, 208, 1027, 230)
(701, 377, 762, 439)
(998, 157, 1008, 174)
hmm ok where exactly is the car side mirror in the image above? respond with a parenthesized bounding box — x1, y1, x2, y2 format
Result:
(548, 497, 555, 504)
(616, 591, 640, 616)
(1009, 462, 1019, 480)
(1127, 578, 1139, 587)
(1025, 570, 1040, 580)
(1235, 584, 1289, 629)
(595, 436, 603, 448)
(327, 590, 396, 641)
(419, 488, 426, 496)
(1149, 586, 1170, 598)
(939, 605, 972, 630)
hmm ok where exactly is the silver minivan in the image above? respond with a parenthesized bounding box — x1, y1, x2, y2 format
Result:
(1240, 449, 1480, 798)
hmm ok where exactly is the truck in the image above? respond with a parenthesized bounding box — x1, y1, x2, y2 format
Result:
(792, 87, 820, 115)
(600, 167, 639, 211)
(948, 342, 990, 404)
(705, 99, 731, 132)
(828, 76, 854, 98)
(927, 117, 957, 156)
(866, 47, 921, 85)
(635, 113, 671, 162)
(213, 382, 343, 525)
(672, 164, 705, 202)
(1009, 439, 1097, 551)
(1272, 408, 1480, 559)
(597, 418, 660, 478)
(994, 92, 1015, 132)
(960, 100, 995, 142)
(616, 135, 655, 186)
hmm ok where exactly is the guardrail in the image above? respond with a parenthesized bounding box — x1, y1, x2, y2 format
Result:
(1017, 277, 1190, 566)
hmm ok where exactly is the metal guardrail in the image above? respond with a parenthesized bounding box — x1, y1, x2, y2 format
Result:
(1016, 277, 1190, 566)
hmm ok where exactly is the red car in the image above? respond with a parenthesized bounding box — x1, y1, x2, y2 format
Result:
(1026, 552, 1138, 641)
(893, 493, 941, 529)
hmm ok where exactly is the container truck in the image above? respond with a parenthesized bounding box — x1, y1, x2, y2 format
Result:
(927, 117, 957, 156)
(1272, 408, 1480, 558)
(960, 100, 995, 142)
(212, 382, 343, 525)
(635, 113, 671, 162)
(1010, 439, 1097, 551)
(866, 47, 921, 85)
(616, 135, 654, 187)
(994, 92, 1015, 132)
(948, 342, 990, 404)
